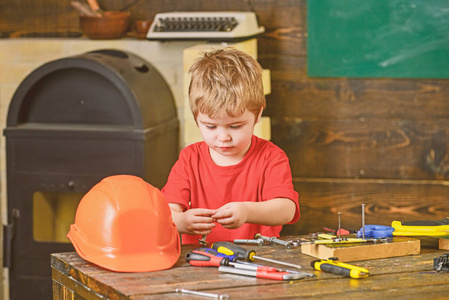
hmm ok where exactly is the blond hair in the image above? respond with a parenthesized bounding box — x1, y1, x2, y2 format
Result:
(188, 48, 265, 120)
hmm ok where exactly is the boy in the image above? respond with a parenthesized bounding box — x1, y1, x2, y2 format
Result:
(161, 48, 299, 244)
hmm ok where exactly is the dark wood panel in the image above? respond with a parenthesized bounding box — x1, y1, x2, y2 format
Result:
(273, 118, 449, 180)
(261, 56, 449, 119)
(281, 178, 449, 235)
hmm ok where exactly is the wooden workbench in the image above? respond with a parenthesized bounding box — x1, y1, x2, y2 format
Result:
(51, 237, 449, 299)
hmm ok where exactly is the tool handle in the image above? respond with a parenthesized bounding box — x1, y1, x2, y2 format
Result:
(401, 218, 449, 226)
(212, 241, 256, 261)
(256, 269, 288, 280)
(311, 259, 369, 279)
(196, 247, 239, 262)
(218, 266, 286, 281)
(318, 263, 352, 277)
(185, 251, 230, 267)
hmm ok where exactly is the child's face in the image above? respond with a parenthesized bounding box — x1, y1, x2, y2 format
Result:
(197, 109, 261, 165)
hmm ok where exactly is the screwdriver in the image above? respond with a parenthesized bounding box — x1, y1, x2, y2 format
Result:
(219, 265, 314, 281)
(212, 241, 255, 261)
(185, 250, 232, 267)
(211, 241, 302, 269)
(187, 250, 268, 270)
(196, 247, 239, 262)
(311, 257, 369, 279)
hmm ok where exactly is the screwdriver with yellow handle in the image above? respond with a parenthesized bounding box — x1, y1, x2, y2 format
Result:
(211, 241, 302, 269)
(311, 257, 369, 279)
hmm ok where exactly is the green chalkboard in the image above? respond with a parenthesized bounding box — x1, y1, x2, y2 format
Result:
(307, 0, 449, 78)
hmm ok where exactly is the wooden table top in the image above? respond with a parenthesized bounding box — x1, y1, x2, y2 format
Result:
(51, 237, 449, 299)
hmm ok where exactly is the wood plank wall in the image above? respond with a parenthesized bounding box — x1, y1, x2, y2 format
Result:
(1, 0, 449, 235)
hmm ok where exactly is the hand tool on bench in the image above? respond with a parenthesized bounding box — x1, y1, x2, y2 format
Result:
(234, 238, 264, 246)
(185, 250, 233, 267)
(392, 218, 449, 237)
(433, 254, 449, 272)
(195, 247, 239, 262)
(311, 234, 369, 244)
(197, 247, 304, 274)
(211, 241, 302, 269)
(218, 264, 314, 281)
(302, 204, 392, 245)
(254, 233, 293, 248)
(175, 288, 229, 299)
(311, 257, 369, 279)
(361, 203, 366, 239)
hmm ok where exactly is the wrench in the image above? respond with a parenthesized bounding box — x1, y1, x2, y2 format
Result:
(254, 233, 293, 249)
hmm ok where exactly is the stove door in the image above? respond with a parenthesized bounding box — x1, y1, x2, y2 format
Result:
(5, 174, 95, 300)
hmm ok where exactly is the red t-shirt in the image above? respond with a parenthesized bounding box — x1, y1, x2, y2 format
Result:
(161, 135, 300, 244)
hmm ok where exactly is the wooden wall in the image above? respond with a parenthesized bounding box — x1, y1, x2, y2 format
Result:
(1, 0, 449, 234)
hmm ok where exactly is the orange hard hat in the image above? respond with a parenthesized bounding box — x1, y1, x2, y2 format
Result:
(67, 175, 180, 272)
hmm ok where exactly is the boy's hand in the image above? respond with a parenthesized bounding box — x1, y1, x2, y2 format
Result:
(212, 202, 249, 229)
(212, 198, 296, 228)
(182, 208, 217, 235)
(169, 204, 216, 235)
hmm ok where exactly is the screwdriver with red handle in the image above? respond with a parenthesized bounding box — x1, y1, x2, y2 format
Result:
(185, 250, 232, 267)
(218, 265, 313, 280)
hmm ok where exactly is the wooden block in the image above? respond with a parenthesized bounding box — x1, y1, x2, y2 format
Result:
(439, 238, 449, 250)
(301, 237, 420, 262)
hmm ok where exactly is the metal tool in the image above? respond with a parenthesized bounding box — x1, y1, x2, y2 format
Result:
(196, 247, 239, 262)
(218, 265, 314, 281)
(198, 234, 208, 246)
(175, 288, 229, 299)
(185, 250, 231, 267)
(337, 212, 342, 239)
(253, 255, 303, 269)
(361, 203, 366, 239)
(311, 234, 368, 244)
(234, 239, 264, 246)
(434, 254, 449, 272)
(186, 249, 310, 281)
(212, 241, 302, 269)
(212, 241, 255, 261)
(311, 257, 369, 279)
(254, 233, 293, 249)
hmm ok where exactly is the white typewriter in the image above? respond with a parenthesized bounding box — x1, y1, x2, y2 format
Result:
(146, 11, 265, 42)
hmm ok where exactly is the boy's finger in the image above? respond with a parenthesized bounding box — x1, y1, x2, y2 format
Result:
(215, 217, 232, 225)
(211, 210, 230, 219)
(192, 224, 214, 235)
(196, 216, 216, 224)
(195, 208, 217, 216)
(195, 221, 215, 228)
